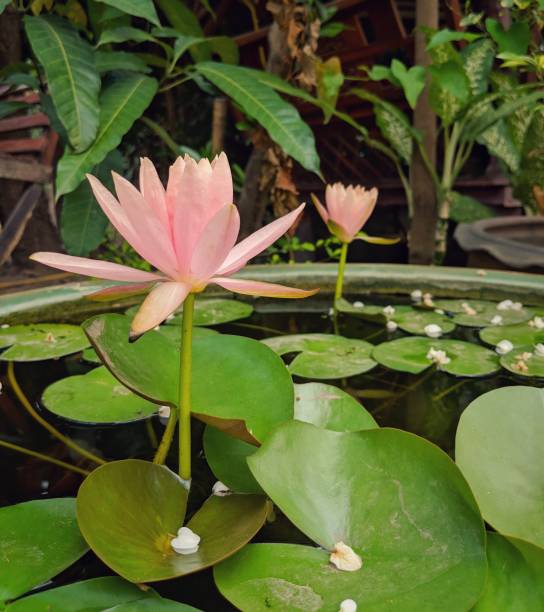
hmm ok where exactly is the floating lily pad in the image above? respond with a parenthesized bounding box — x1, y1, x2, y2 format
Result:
(294, 383, 377, 431)
(42, 366, 158, 424)
(0, 498, 88, 604)
(456, 386, 544, 548)
(373, 337, 500, 376)
(473, 533, 544, 611)
(126, 298, 253, 327)
(156, 324, 219, 346)
(262, 334, 376, 379)
(480, 321, 544, 349)
(433, 299, 533, 327)
(82, 347, 102, 364)
(499, 345, 544, 378)
(203, 426, 263, 495)
(83, 315, 293, 442)
(215, 421, 486, 612)
(77, 459, 270, 583)
(335, 299, 385, 321)
(0, 324, 90, 361)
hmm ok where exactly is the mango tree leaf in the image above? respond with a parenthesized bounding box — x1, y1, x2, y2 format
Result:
(456, 386, 544, 547)
(0, 499, 88, 604)
(56, 73, 157, 197)
(77, 459, 270, 582)
(500, 344, 544, 378)
(486, 18, 531, 55)
(473, 533, 544, 611)
(24, 15, 100, 152)
(156, 0, 203, 37)
(390, 59, 425, 109)
(0, 323, 90, 361)
(97, 26, 159, 46)
(94, 0, 160, 26)
(193, 62, 321, 176)
(480, 321, 544, 348)
(426, 29, 481, 50)
(461, 39, 495, 96)
(215, 421, 487, 612)
(95, 50, 151, 73)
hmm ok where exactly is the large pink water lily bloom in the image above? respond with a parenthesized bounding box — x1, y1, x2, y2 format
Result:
(312, 182, 378, 243)
(31, 154, 317, 336)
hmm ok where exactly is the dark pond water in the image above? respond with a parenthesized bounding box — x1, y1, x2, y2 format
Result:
(0, 295, 540, 609)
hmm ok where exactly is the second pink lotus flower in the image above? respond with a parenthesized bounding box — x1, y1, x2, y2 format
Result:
(31, 153, 317, 335)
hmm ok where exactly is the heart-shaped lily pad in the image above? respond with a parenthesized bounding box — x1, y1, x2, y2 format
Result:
(0, 498, 88, 604)
(82, 347, 102, 364)
(294, 383, 377, 431)
(373, 337, 500, 376)
(83, 315, 293, 442)
(126, 298, 253, 327)
(433, 299, 533, 327)
(0, 324, 90, 361)
(157, 324, 219, 345)
(480, 321, 544, 349)
(473, 533, 544, 611)
(42, 366, 158, 424)
(456, 386, 544, 548)
(215, 421, 486, 611)
(262, 334, 376, 379)
(499, 345, 544, 378)
(77, 459, 271, 583)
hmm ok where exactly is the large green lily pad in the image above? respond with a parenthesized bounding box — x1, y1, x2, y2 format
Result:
(126, 298, 253, 327)
(0, 498, 88, 604)
(473, 533, 544, 611)
(456, 386, 544, 548)
(83, 315, 293, 442)
(0, 324, 90, 361)
(262, 334, 376, 379)
(433, 299, 533, 327)
(499, 345, 544, 378)
(42, 366, 159, 424)
(215, 421, 486, 611)
(479, 321, 544, 349)
(294, 383, 377, 432)
(76, 459, 270, 583)
(373, 337, 500, 376)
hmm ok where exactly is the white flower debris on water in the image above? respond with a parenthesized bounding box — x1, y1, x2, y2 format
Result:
(424, 324, 443, 338)
(490, 315, 503, 325)
(383, 305, 395, 317)
(529, 316, 544, 330)
(534, 343, 544, 357)
(352, 301, 364, 308)
(426, 347, 451, 368)
(422, 292, 435, 308)
(497, 299, 523, 312)
(171, 526, 200, 555)
(330, 542, 362, 571)
(212, 481, 231, 496)
(495, 340, 514, 355)
(410, 289, 422, 302)
(339, 599, 357, 612)
(461, 302, 477, 316)
(386, 320, 398, 332)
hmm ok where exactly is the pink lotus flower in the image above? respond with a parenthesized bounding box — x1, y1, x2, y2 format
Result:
(312, 182, 378, 243)
(31, 154, 317, 335)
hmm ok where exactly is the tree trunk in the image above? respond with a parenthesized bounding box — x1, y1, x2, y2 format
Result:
(408, 0, 438, 264)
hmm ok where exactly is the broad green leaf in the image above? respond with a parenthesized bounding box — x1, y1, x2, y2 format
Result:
(480, 320, 544, 348)
(96, 26, 159, 46)
(83, 314, 294, 442)
(486, 18, 531, 55)
(473, 533, 544, 611)
(56, 73, 157, 197)
(193, 62, 321, 176)
(500, 344, 544, 378)
(0, 101, 27, 119)
(363, 64, 393, 82)
(450, 192, 494, 223)
(77, 459, 270, 582)
(262, 333, 376, 379)
(456, 386, 544, 547)
(157, 0, 204, 37)
(95, 50, 151, 73)
(315, 56, 344, 122)
(428, 60, 470, 124)
(426, 29, 481, 50)
(390, 59, 425, 109)
(372, 337, 500, 376)
(478, 117, 521, 173)
(490, 71, 531, 152)
(94, 0, 160, 26)
(24, 15, 100, 152)
(0, 499, 88, 604)
(433, 298, 533, 327)
(0, 323, 90, 361)
(215, 421, 486, 612)
(513, 107, 544, 213)
(42, 366, 158, 423)
(461, 39, 495, 96)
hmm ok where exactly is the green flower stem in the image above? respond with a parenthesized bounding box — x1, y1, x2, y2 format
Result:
(153, 409, 178, 465)
(178, 293, 195, 482)
(0, 438, 90, 476)
(334, 241, 349, 303)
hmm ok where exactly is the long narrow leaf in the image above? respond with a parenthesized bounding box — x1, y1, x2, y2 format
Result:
(93, 0, 160, 26)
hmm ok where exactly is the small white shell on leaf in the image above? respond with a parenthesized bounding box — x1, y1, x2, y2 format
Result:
(383, 305, 395, 317)
(339, 599, 357, 612)
(426, 347, 450, 367)
(212, 481, 231, 496)
(352, 301, 364, 308)
(171, 526, 200, 555)
(386, 320, 398, 332)
(330, 541, 362, 571)
(424, 324, 442, 338)
(495, 340, 514, 355)
(490, 315, 503, 325)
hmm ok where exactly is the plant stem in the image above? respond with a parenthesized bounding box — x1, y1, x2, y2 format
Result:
(334, 242, 348, 303)
(178, 293, 195, 482)
(0, 439, 90, 476)
(153, 409, 178, 465)
(7, 362, 106, 466)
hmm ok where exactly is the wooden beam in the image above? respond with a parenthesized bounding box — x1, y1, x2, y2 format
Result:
(0, 184, 42, 266)
(0, 155, 51, 183)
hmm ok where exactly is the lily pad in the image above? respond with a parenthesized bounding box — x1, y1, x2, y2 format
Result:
(433, 299, 533, 327)
(203, 426, 263, 495)
(215, 421, 486, 612)
(480, 321, 544, 348)
(456, 386, 544, 548)
(0, 498, 88, 604)
(0, 324, 90, 361)
(82, 347, 102, 364)
(262, 334, 376, 379)
(373, 337, 500, 376)
(294, 383, 377, 431)
(126, 298, 253, 327)
(42, 366, 158, 424)
(473, 533, 544, 611)
(500, 345, 544, 378)
(77, 459, 271, 583)
(156, 324, 219, 346)
(83, 314, 294, 442)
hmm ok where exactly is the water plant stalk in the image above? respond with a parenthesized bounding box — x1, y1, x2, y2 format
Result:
(153, 409, 178, 465)
(0, 439, 91, 476)
(334, 242, 349, 303)
(7, 362, 106, 466)
(178, 293, 195, 482)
